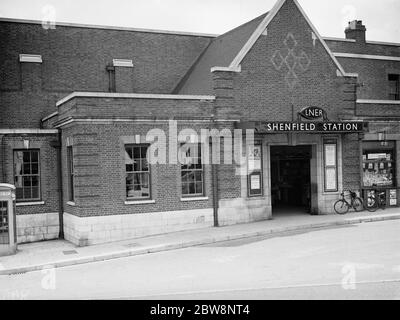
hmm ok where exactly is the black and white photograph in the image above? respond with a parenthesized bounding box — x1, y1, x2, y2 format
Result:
(0, 0, 400, 306)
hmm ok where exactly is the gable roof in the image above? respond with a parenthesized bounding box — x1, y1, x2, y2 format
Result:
(179, 0, 352, 95)
(177, 12, 268, 95)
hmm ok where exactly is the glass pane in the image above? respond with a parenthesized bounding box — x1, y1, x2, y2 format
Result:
(126, 184, 135, 198)
(31, 151, 39, 162)
(140, 146, 148, 159)
(31, 187, 39, 199)
(182, 183, 189, 195)
(189, 183, 195, 194)
(125, 164, 133, 172)
(195, 182, 203, 195)
(23, 188, 32, 199)
(141, 159, 149, 171)
(125, 147, 133, 159)
(23, 176, 31, 187)
(133, 147, 141, 160)
(133, 173, 140, 185)
(141, 173, 149, 187)
(23, 164, 31, 175)
(325, 168, 337, 191)
(31, 163, 39, 174)
(31, 176, 39, 187)
(195, 171, 202, 182)
(133, 160, 140, 172)
(23, 151, 30, 162)
(125, 149, 134, 165)
(188, 171, 195, 182)
(126, 173, 135, 185)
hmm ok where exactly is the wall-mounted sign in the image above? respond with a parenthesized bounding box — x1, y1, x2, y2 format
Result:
(299, 107, 328, 121)
(236, 122, 366, 133)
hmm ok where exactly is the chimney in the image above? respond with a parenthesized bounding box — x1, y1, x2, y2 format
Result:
(345, 20, 366, 43)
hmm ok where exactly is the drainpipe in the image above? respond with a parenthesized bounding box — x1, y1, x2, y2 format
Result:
(50, 130, 64, 239)
(210, 115, 219, 227)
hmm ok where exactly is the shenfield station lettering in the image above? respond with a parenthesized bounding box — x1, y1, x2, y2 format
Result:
(251, 122, 365, 133)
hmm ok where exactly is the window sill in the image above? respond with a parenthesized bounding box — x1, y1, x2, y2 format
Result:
(16, 201, 45, 207)
(67, 201, 76, 206)
(181, 197, 209, 202)
(125, 200, 155, 205)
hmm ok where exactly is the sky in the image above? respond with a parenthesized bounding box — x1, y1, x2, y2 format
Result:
(0, 0, 399, 42)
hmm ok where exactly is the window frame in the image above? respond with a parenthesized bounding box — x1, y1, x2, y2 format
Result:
(247, 142, 263, 198)
(323, 139, 338, 193)
(125, 144, 152, 201)
(362, 143, 396, 189)
(13, 149, 41, 202)
(180, 143, 205, 198)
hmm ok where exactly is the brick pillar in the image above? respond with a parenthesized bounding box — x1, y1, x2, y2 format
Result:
(342, 133, 361, 192)
(212, 70, 241, 120)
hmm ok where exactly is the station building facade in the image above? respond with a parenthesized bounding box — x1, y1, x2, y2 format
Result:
(1, 0, 400, 245)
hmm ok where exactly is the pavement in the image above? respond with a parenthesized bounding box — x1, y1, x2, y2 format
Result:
(1, 208, 400, 276)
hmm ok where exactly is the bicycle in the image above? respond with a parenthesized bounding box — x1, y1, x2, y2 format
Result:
(334, 190, 364, 214)
(365, 190, 386, 212)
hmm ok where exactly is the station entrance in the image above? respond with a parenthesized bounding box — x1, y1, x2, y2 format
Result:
(270, 145, 312, 214)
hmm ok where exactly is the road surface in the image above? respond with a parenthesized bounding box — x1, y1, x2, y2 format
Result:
(1, 220, 399, 300)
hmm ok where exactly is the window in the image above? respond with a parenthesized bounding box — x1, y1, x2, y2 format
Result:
(248, 143, 263, 197)
(362, 142, 395, 188)
(125, 144, 151, 199)
(13, 150, 40, 201)
(388, 74, 400, 100)
(323, 140, 338, 192)
(181, 143, 204, 197)
(67, 146, 74, 202)
(0, 201, 9, 244)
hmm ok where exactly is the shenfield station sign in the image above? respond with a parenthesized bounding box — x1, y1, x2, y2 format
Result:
(237, 121, 366, 133)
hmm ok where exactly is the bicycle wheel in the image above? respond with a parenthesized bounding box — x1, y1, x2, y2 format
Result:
(353, 197, 364, 212)
(334, 200, 349, 215)
(365, 197, 378, 212)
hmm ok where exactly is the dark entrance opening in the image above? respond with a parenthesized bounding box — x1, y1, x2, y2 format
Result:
(271, 145, 312, 214)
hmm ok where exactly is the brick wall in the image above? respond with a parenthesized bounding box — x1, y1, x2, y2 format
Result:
(62, 121, 232, 217)
(0, 21, 212, 128)
(342, 133, 361, 191)
(228, 0, 356, 123)
(338, 58, 400, 100)
(0, 134, 59, 215)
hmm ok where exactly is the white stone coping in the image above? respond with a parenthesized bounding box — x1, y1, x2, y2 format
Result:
(357, 99, 400, 105)
(211, 65, 241, 73)
(19, 54, 42, 63)
(56, 92, 216, 107)
(124, 199, 156, 205)
(0, 129, 58, 134)
(366, 40, 400, 47)
(0, 184, 16, 190)
(41, 111, 59, 123)
(334, 52, 400, 61)
(180, 197, 209, 202)
(0, 17, 218, 38)
(113, 59, 133, 67)
(323, 37, 356, 43)
(67, 201, 76, 206)
(16, 201, 45, 207)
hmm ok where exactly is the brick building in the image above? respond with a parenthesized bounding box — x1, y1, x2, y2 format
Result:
(1, 0, 400, 245)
